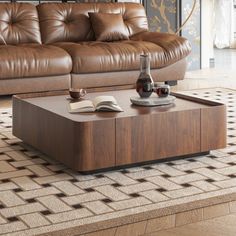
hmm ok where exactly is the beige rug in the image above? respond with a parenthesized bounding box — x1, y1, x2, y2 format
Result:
(0, 88, 236, 236)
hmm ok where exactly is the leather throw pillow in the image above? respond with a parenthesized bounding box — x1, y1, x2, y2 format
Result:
(89, 12, 129, 42)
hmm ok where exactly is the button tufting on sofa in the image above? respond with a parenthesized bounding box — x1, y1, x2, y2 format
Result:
(0, 2, 191, 95)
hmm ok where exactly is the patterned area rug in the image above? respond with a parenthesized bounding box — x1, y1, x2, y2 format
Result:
(0, 88, 236, 236)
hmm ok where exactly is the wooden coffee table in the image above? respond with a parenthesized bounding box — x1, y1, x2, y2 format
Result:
(13, 90, 227, 172)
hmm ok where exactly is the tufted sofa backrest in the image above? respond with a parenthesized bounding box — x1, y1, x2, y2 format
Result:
(0, 3, 41, 45)
(37, 2, 148, 44)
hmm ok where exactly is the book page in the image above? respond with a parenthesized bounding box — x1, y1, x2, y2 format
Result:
(93, 96, 117, 108)
(69, 100, 94, 113)
(96, 104, 123, 112)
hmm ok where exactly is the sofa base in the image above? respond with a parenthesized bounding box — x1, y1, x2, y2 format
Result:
(0, 59, 186, 95)
(71, 59, 187, 89)
(165, 80, 178, 86)
(0, 74, 70, 96)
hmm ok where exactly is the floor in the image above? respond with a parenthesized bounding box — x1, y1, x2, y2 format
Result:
(150, 48, 236, 236)
(1, 88, 236, 236)
(0, 49, 236, 236)
(175, 48, 236, 91)
(146, 213, 236, 236)
(0, 96, 11, 108)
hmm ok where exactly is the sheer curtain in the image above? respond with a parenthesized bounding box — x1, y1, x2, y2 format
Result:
(214, 0, 235, 49)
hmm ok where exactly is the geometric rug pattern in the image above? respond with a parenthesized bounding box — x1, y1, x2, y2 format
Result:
(0, 88, 236, 235)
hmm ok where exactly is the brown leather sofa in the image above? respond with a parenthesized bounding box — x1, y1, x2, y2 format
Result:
(0, 2, 191, 95)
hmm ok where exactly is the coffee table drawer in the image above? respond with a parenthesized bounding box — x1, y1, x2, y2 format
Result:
(116, 110, 201, 165)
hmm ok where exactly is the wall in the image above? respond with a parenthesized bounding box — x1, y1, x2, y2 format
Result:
(181, 0, 201, 70)
(201, 0, 214, 68)
(144, 0, 178, 33)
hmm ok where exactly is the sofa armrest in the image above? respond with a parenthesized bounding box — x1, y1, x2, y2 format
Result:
(130, 31, 191, 61)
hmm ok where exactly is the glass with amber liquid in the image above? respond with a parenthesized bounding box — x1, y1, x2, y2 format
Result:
(136, 54, 153, 98)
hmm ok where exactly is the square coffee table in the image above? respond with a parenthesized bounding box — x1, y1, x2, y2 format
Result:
(13, 89, 226, 172)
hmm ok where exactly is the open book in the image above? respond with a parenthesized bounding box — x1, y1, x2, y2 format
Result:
(69, 95, 123, 113)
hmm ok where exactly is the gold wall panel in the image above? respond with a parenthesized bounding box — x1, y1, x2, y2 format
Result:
(145, 0, 177, 33)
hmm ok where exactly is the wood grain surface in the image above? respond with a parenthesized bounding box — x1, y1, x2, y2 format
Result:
(13, 89, 227, 172)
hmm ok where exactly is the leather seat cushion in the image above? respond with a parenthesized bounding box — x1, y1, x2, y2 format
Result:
(130, 32, 191, 65)
(54, 39, 188, 74)
(0, 44, 72, 79)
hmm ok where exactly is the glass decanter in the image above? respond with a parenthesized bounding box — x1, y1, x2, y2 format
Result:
(136, 54, 154, 98)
